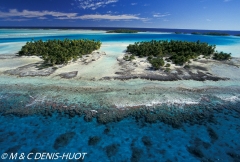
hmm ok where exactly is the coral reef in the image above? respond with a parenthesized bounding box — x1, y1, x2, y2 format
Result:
(53, 132, 76, 150)
(131, 147, 143, 162)
(59, 71, 78, 79)
(88, 136, 101, 146)
(227, 152, 240, 161)
(207, 127, 219, 143)
(187, 146, 204, 159)
(1, 92, 240, 129)
(105, 144, 119, 158)
(141, 136, 152, 147)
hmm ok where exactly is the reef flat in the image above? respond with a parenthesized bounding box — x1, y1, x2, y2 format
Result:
(0, 28, 240, 131)
(0, 39, 240, 122)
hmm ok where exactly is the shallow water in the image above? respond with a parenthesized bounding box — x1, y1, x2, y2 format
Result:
(1, 29, 240, 57)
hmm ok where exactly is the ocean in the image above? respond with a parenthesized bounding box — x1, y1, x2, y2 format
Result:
(0, 28, 240, 162)
(0, 28, 240, 57)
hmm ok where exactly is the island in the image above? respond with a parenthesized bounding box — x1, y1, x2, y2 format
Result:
(191, 32, 202, 35)
(191, 32, 230, 36)
(125, 40, 231, 69)
(18, 39, 102, 66)
(102, 40, 235, 82)
(106, 29, 139, 33)
(175, 32, 183, 34)
(8, 39, 233, 82)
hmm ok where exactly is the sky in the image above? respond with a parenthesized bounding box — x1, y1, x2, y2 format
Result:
(0, 0, 239, 30)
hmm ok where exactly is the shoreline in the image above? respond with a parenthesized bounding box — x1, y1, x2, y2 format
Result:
(0, 38, 240, 126)
(1, 63, 240, 125)
(1, 49, 239, 81)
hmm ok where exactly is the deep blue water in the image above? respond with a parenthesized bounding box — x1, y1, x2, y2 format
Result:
(0, 105, 240, 162)
(1, 27, 240, 35)
(0, 90, 240, 161)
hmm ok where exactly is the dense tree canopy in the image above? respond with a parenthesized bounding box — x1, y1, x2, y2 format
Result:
(148, 57, 165, 70)
(213, 52, 231, 60)
(191, 32, 230, 36)
(18, 39, 101, 65)
(106, 29, 139, 33)
(126, 40, 231, 69)
(203, 32, 230, 36)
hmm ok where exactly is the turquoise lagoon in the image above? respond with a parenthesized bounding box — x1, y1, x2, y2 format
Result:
(0, 29, 240, 56)
(0, 29, 240, 162)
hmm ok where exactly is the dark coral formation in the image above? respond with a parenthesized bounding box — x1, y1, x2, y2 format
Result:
(59, 71, 78, 79)
(103, 70, 228, 81)
(187, 146, 204, 159)
(105, 144, 119, 158)
(53, 132, 75, 150)
(141, 136, 152, 147)
(207, 127, 219, 142)
(193, 137, 211, 149)
(0, 92, 240, 129)
(88, 136, 101, 146)
(227, 152, 240, 161)
(131, 147, 143, 162)
(103, 127, 111, 134)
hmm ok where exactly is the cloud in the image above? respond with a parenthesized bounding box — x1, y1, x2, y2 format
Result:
(0, 9, 77, 18)
(57, 14, 145, 21)
(2, 18, 28, 22)
(206, 19, 211, 21)
(0, 9, 146, 22)
(131, 3, 137, 5)
(38, 17, 48, 20)
(224, 0, 232, 2)
(153, 13, 171, 18)
(75, 0, 118, 10)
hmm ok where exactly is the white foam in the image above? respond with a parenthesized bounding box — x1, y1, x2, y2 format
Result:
(114, 98, 200, 109)
(217, 95, 240, 102)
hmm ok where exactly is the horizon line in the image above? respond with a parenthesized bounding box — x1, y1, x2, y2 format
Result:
(0, 26, 240, 32)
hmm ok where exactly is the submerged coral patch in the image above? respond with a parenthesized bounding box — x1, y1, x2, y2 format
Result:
(53, 132, 76, 150)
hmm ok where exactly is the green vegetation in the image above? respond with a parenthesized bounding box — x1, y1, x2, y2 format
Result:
(165, 63, 171, 67)
(235, 34, 240, 37)
(123, 55, 135, 61)
(191, 32, 202, 35)
(148, 57, 165, 70)
(203, 32, 230, 36)
(191, 32, 230, 36)
(213, 52, 231, 60)
(175, 32, 183, 34)
(106, 29, 139, 33)
(165, 67, 171, 72)
(18, 39, 101, 65)
(126, 40, 231, 69)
